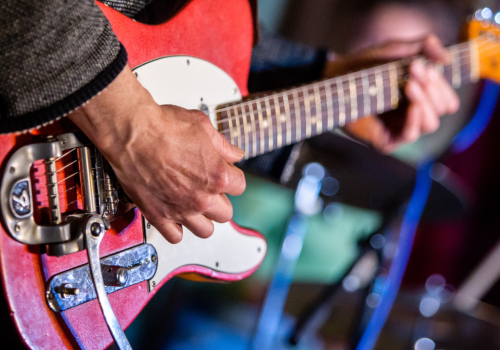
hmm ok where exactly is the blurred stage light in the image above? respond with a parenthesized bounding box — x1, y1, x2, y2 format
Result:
(415, 338, 435, 350)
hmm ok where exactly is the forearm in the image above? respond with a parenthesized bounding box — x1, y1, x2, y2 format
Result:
(0, 0, 126, 134)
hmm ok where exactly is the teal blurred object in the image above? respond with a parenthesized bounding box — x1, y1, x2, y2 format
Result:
(230, 174, 382, 283)
(165, 305, 322, 350)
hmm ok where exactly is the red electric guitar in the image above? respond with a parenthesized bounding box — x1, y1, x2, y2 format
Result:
(1, 1, 500, 348)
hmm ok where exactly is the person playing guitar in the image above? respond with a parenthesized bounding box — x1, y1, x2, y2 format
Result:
(0, 0, 459, 246)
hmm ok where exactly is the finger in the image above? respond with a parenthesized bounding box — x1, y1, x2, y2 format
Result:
(427, 66, 460, 114)
(153, 219, 183, 244)
(410, 62, 459, 116)
(402, 83, 425, 143)
(202, 193, 233, 223)
(220, 162, 246, 196)
(415, 79, 440, 134)
(208, 160, 246, 196)
(182, 214, 215, 239)
(201, 117, 246, 163)
(371, 40, 425, 61)
(422, 35, 450, 63)
(425, 66, 460, 115)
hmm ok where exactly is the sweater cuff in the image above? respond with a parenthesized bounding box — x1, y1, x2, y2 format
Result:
(0, 44, 127, 135)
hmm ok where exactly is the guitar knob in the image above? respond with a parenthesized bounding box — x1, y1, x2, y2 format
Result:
(55, 283, 80, 299)
(115, 267, 128, 286)
(102, 265, 129, 286)
(101, 262, 142, 286)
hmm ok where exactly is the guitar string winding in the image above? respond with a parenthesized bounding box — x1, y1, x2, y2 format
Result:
(213, 38, 491, 127)
(34, 37, 500, 210)
(214, 40, 498, 139)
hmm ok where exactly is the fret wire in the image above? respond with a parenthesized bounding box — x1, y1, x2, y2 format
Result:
(374, 67, 384, 114)
(228, 111, 235, 147)
(225, 61, 466, 141)
(361, 70, 371, 116)
(256, 101, 265, 154)
(451, 46, 461, 88)
(348, 74, 358, 122)
(264, 96, 274, 151)
(283, 93, 292, 145)
(336, 77, 346, 126)
(221, 41, 481, 144)
(292, 90, 302, 142)
(303, 87, 312, 138)
(389, 63, 399, 109)
(313, 84, 322, 134)
(232, 106, 242, 150)
(215, 40, 475, 122)
(248, 102, 258, 157)
(469, 40, 479, 82)
(274, 94, 283, 149)
(239, 105, 249, 158)
(324, 80, 334, 130)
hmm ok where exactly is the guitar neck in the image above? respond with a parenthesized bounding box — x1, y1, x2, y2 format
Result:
(217, 41, 478, 158)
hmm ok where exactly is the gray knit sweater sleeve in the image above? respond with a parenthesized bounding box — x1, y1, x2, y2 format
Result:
(0, 0, 128, 134)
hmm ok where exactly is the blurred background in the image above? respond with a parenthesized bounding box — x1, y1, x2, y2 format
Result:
(124, 0, 500, 349)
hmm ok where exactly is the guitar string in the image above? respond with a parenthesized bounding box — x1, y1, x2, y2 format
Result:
(213, 38, 493, 126)
(213, 41, 498, 139)
(32, 41, 488, 183)
(212, 38, 484, 118)
(216, 65, 466, 140)
(33, 38, 499, 205)
(215, 40, 499, 152)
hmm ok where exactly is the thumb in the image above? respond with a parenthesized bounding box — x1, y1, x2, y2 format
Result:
(201, 118, 246, 162)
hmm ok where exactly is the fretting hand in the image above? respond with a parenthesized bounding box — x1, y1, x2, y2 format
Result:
(69, 66, 246, 243)
(323, 35, 460, 153)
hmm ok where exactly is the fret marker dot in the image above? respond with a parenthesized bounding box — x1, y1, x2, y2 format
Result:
(311, 116, 317, 124)
(339, 112, 346, 120)
(280, 114, 287, 122)
(369, 86, 377, 96)
(262, 120, 268, 128)
(310, 95, 315, 103)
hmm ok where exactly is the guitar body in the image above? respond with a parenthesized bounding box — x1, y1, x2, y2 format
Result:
(0, 1, 265, 349)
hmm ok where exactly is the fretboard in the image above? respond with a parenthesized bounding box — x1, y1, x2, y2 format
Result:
(216, 41, 478, 158)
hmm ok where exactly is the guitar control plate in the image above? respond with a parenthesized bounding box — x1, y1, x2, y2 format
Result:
(46, 244, 158, 312)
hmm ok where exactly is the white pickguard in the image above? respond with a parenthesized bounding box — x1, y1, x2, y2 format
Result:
(132, 56, 266, 289)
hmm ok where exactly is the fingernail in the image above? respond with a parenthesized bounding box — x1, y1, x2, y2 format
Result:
(233, 146, 245, 158)
(411, 60, 425, 78)
(428, 66, 439, 81)
(407, 81, 420, 98)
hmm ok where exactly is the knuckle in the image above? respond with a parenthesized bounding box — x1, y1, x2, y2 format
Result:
(218, 205, 233, 223)
(194, 194, 211, 212)
(211, 168, 230, 192)
(423, 119, 440, 134)
(198, 222, 215, 239)
(449, 98, 460, 113)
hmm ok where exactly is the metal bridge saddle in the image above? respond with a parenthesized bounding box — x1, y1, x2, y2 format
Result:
(0, 133, 127, 256)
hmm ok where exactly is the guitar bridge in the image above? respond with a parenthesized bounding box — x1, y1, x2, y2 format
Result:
(0, 133, 132, 256)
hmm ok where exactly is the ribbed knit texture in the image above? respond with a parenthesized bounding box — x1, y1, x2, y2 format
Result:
(0, 0, 126, 134)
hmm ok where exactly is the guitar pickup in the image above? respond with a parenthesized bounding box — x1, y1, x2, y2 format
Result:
(45, 243, 158, 312)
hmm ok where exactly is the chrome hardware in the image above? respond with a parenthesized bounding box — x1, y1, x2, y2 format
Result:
(115, 267, 128, 286)
(103, 172, 118, 215)
(44, 157, 62, 224)
(90, 222, 101, 236)
(95, 149, 120, 217)
(45, 243, 157, 312)
(77, 147, 97, 213)
(55, 284, 80, 299)
(102, 262, 143, 287)
(84, 214, 132, 350)
(1, 139, 73, 245)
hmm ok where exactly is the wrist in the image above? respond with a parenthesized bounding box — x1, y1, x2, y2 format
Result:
(69, 65, 162, 154)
